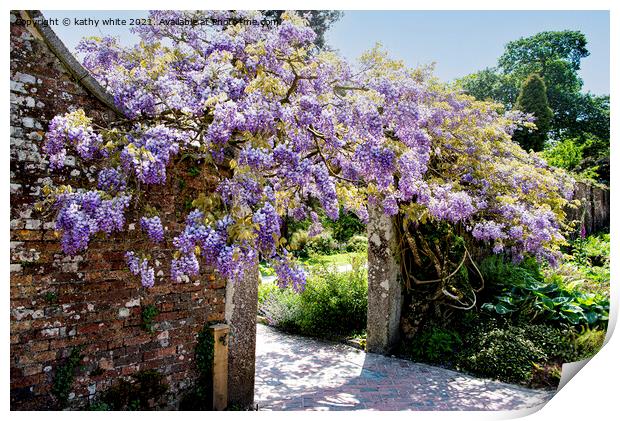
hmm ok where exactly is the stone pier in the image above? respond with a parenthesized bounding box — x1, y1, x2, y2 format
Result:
(366, 205, 403, 354)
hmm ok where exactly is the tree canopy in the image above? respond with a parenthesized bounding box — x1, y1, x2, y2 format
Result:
(512, 74, 554, 151)
(456, 30, 609, 182)
(39, 11, 574, 291)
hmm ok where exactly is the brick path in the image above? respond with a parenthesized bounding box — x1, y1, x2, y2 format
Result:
(255, 324, 556, 411)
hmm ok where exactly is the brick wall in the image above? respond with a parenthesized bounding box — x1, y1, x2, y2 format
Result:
(10, 11, 227, 410)
(566, 181, 610, 236)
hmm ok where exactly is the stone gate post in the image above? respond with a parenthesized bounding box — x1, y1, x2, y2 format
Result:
(366, 205, 403, 354)
(224, 266, 259, 408)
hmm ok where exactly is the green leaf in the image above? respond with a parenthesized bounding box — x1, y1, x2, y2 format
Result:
(495, 303, 513, 315)
(551, 296, 571, 306)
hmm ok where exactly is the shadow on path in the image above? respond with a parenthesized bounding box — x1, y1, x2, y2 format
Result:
(254, 324, 556, 411)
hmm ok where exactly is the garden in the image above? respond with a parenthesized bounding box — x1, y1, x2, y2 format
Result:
(258, 213, 609, 389)
(11, 8, 610, 411)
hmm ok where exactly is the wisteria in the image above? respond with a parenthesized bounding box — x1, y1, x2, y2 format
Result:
(40, 10, 574, 290)
(140, 216, 164, 243)
(51, 189, 131, 255)
(125, 251, 155, 288)
(44, 110, 105, 169)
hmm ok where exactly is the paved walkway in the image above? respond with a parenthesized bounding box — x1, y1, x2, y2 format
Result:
(255, 324, 556, 411)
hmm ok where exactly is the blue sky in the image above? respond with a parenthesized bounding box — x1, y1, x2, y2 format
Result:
(43, 10, 610, 95)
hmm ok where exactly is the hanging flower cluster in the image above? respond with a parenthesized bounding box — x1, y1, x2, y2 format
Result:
(40, 10, 574, 289)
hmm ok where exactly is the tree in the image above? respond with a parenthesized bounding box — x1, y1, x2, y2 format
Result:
(512, 74, 553, 151)
(38, 11, 573, 302)
(456, 67, 519, 107)
(497, 30, 589, 77)
(458, 31, 607, 139)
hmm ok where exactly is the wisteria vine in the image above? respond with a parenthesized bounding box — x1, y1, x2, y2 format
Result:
(39, 11, 574, 291)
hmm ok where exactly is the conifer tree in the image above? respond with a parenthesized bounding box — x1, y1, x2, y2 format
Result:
(513, 74, 554, 151)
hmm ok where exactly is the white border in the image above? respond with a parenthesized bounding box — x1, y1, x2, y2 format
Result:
(3, 1, 616, 421)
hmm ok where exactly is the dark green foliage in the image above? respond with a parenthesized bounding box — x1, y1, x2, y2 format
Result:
(523, 324, 573, 362)
(498, 31, 589, 140)
(44, 291, 58, 303)
(456, 30, 609, 182)
(454, 316, 599, 386)
(406, 326, 462, 364)
(400, 234, 609, 387)
(141, 304, 159, 333)
(259, 267, 368, 339)
(457, 67, 519, 106)
(458, 324, 546, 384)
(188, 166, 201, 177)
(322, 209, 366, 243)
(195, 325, 215, 377)
(91, 370, 169, 410)
(52, 346, 83, 408)
(479, 254, 608, 328)
(179, 324, 216, 410)
(498, 30, 589, 75)
(345, 235, 368, 253)
(513, 74, 553, 151)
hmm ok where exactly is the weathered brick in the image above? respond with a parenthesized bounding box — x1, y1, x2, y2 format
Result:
(10, 10, 227, 410)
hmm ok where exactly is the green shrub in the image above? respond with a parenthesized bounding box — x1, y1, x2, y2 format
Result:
(141, 304, 159, 333)
(259, 263, 275, 277)
(306, 231, 339, 255)
(571, 327, 606, 360)
(289, 230, 311, 257)
(258, 267, 368, 339)
(52, 346, 83, 408)
(521, 324, 574, 363)
(345, 235, 368, 253)
(407, 326, 462, 364)
(289, 229, 340, 257)
(296, 267, 367, 337)
(258, 286, 303, 333)
(258, 282, 279, 308)
(479, 254, 608, 328)
(542, 135, 603, 181)
(322, 209, 365, 242)
(543, 138, 584, 171)
(458, 324, 546, 384)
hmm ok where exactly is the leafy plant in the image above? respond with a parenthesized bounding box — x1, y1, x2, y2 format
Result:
(141, 304, 160, 333)
(258, 286, 303, 333)
(259, 263, 275, 277)
(179, 324, 216, 410)
(407, 326, 462, 364)
(321, 209, 365, 243)
(345, 235, 368, 253)
(52, 346, 83, 408)
(258, 266, 368, 339)
(479, 255, 608, 328)
(457, 324, 546, 384)
(44, 291, 58, 303)
(570, 326, 606, 360)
